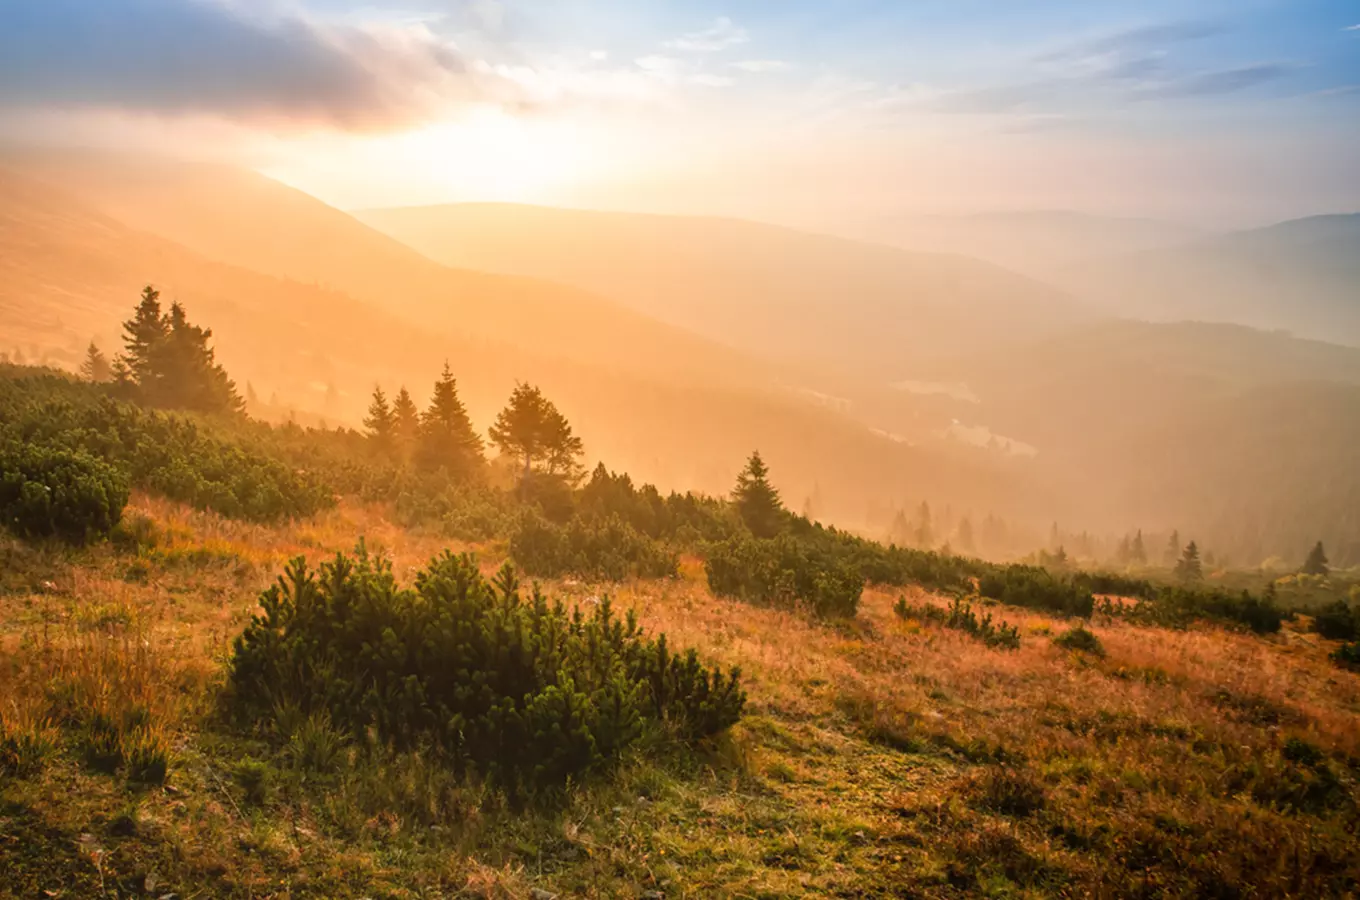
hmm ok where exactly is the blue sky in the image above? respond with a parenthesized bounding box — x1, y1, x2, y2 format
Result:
(0, 0, 1357, 223)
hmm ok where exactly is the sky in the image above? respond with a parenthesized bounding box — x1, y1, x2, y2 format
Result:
(0, 0, 1357, 227)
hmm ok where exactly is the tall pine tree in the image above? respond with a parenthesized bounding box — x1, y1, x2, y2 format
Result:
(733, 451, 784, 538)
(488, 383, 585, 484)
(417, 364, 483, 478)
(116, 288, 240, 413)
(364, 385, 395, 454)
(392, 387, 420, 455)
(79, 341, 111, 383)
(1175, 541, 1203, 583)
(1302, 541, 1330, 577)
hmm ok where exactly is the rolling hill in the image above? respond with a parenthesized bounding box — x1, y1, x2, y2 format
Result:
(0, 159, 1041, 532)
(850, 210, 1208, 282)
(354, 202, 1088, 377)
(1057, 214, 1360, 346)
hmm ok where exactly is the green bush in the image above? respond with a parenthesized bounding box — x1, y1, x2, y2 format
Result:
(1313, 600, 1357, 641)
(1053, 625, 1106, 657)
(227, 548, 743, 795)
(894, 595, 1021, 649)
(705, 533, 863, 618)
(1113, 585, 1283, 635)
(1332, 642, 1360, 671)
(510, 511, 679, 581)
(0, 439, 128, 543)
(978, 565, 1095, 618)
(0, 368, 332, 524)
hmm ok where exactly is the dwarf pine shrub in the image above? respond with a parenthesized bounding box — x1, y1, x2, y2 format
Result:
(510, 511, 679, 581)
(894, 595, 1021, 649)
(0, 438, 128, 543)
(227, 548, 743, 795)
(705, 533, 864, 618)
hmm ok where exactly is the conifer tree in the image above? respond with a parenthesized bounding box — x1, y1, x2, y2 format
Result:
(733, 451, 784, 538)
(1175, 540, 1203, 583)
(1164, 530, 1181, 567)
(79, 341, 111, 383)
(489, 383, 584, 485)
(417, 364, 483, 477)
(120, 286, 170, 402)
(392, 387, 420, 454)
(1302, 541, 1330, 577)
(116, 288, 241, 413)
(956, 516, 975, 554)
(1131, 530, 1147, 565)
(364, 385, 395, 453)
(1115, 535, 1131, 565)
(914, 501, 933, 548)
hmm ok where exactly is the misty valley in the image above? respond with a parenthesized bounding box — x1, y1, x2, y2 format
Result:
(2, 3, 1360, 895)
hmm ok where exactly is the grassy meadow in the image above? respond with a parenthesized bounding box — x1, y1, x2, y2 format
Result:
(3, 492, 1358, 898)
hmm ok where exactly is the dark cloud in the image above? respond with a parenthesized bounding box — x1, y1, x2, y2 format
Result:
(0, 0, 490, 128)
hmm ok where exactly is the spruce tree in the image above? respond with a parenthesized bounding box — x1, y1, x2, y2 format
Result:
(1131, 530, 1147, 565)
(733, 451, 784, 538)
(417, 364, 483, 478)
(1175, 541, 1203, 583)
(1164, 530, 1181, 567)
(364, 385, 395, 453)
(120, 286, 170, 403)
(489, 383, 550, 479)
(489, 383, 585, 485)
(1302, 541, 1330, 577)
(162, 301, 242, 413)
(914, 501, 933, 548)
(79, 341, 111, 383)
(392, 387, 420, 454)
(956, 516, 975, 554)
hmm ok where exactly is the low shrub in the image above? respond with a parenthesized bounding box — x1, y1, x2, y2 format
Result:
(706, 533, 863, 618)
(1332, 642, 1360, 671)
(1312, 600, 1358, 641)
(978, 565, 1095, 618)
(1053, 625, 1105, 657)
(895, 596, 1021, 650)
(227, 548, 743, 796)
(0, 439, 129, 543)
(510, 511, 679, 581)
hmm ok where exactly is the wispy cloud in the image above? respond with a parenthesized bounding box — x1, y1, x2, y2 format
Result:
(0, 0, 501, 129)
(1131, 63, 1294, 99)
(664, 16, 748, 53)
(731, 60, 788, 73)
(1345, 24, 1360, 31)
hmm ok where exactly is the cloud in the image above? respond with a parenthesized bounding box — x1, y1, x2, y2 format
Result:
(1346, 24, 1360, 31)
(0, 0, 499, 129)
(664, 16, 748, 53)
(731, 60, 789, 73)
(1132, 63, 1294, 99)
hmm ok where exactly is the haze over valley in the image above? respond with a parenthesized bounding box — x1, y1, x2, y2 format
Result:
(2, 1, 1359, 897)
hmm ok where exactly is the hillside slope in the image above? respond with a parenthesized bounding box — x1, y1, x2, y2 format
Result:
(355, 202, 1087, 376)
(1057, 214, 1360, 345)
(0, 164, 1036, 529)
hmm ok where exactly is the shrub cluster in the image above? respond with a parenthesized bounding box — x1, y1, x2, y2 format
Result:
(1313, 600, 1358, 641)
(705, 533, 863, 618)
(978, 565, 1096, 618)
(1053, 624, 1106, 657)
(1332, 642, 1360, 671)
(1106, 585, 1283, 634)
(227, 548, 743, 795)
(0, 438, 129, 543)
(894, 595, 1021, 649)
(510, 511, 680, 581)
(0, 368, 333, 525)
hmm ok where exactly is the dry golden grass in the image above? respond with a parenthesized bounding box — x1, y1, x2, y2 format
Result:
(2, 495, 1358, 898)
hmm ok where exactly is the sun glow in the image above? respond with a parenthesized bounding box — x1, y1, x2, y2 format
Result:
(260, 107, 606, 209)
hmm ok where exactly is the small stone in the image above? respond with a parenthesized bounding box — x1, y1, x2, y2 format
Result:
(530, 890, 558, 900)
(641, 892, 665, 900)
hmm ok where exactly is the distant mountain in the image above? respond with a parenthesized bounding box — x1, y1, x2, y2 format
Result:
(1057, 214, 1360, 346)
(356, 202, 1087, 378)
(0, 159, 1039, 530)
(852, 210, 1208, 281)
